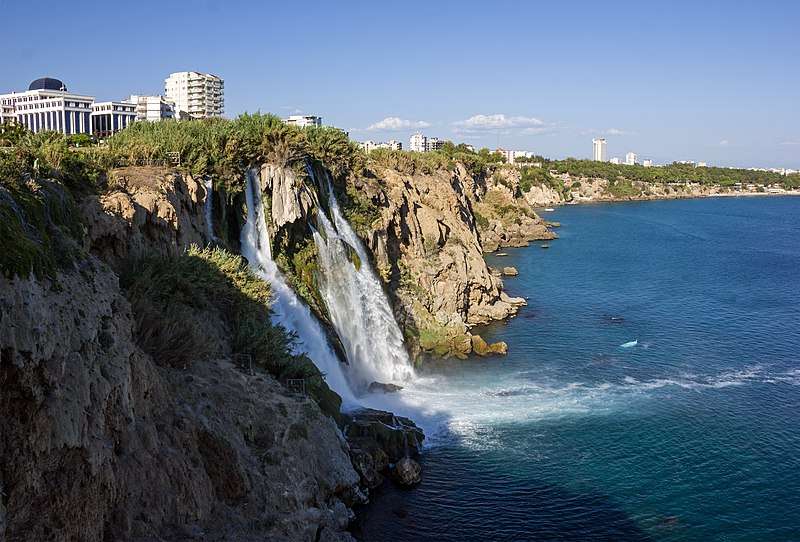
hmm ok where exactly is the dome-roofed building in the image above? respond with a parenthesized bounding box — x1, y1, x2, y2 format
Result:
(28, 77, 67, 92)
(1, 77, 95, 135)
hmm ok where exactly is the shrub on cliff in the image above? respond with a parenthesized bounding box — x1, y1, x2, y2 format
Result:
(121, 246, 342, 416)
(106, 114, 359, 196)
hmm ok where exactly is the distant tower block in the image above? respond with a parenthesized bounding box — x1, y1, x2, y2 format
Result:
(593, 138, 607, 161)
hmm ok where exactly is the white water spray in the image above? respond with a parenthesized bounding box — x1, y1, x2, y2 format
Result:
(240, 168, 357, 405)
(311, 169, 415, 391)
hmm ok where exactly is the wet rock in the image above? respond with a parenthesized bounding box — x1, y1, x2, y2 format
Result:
(393, 457, 422, 486)
(344, 408, 424, 489)
(345, 409, 424, 462)
(367, 381, 404, 394)
(502, 266, 519, 276)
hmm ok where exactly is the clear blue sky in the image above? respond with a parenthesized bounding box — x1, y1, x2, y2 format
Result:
(3, 0, 798, 168)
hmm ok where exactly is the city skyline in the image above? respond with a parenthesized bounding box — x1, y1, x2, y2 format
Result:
(1, 0, 798, 168)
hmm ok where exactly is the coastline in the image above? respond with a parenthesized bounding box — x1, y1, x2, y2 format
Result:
(527, 185, 800, 211)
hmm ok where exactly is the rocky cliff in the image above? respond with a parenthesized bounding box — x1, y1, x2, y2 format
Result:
(0, 260, 362, 541)
(341, 162, 552, 359)
(0, 167, 426, 542)
(506, 168, 800, 206)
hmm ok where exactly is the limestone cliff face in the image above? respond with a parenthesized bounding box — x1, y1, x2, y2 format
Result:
(0, 263, 360, 542)
(0, 167, 366, 541)
(523, 183, 563, 206)
(262, 163, 318, 234)
(345, 164, 536, 358)
(80, 166, 213, 270)
(472, 167, 556, 253)
(561, 174, 738, 202)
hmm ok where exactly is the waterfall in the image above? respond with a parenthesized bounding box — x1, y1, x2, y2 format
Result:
(203, 177, 215, 242)
(312, 169, 414, 390)
(240, 168, 357, 405)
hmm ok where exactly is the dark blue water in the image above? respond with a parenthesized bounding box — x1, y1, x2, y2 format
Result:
(357, 197, 800, 541)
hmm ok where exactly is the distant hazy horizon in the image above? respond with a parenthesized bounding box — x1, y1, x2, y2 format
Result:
(2, 0, 798, 169)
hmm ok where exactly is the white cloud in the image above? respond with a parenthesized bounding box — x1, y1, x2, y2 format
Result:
(366, 117, 430, 131)
(453, 114, 545, 132)
(719, 139, 730, 146)
(780, 140, 800, 146)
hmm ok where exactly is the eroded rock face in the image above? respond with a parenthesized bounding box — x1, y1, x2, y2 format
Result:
(0, 262, 361, 542)
(262, 163, 318, 232)
(472, 168, 556, 253)
(351, 164, 543, 358)
(344, 409, 424, 490)
(80, 167, 213, 271)
(524, 182, 564, 206)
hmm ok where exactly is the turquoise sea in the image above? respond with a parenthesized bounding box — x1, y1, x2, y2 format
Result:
(356, 196, 800, 541)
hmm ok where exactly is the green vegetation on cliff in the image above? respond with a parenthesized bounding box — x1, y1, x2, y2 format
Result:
(547, 158, 800, 189)
(107, 114, 362, 194)
(120, 246, 342, 416)
(0, 150, 87, 278)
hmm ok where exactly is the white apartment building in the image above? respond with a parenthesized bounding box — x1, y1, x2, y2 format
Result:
(643, 159, 653, 167)
(1, 102, 15, 124)
(409, 132, 443, 152)
(609, 157, 620, 164)
(91, 102, 137, 138)
(127, 95, 175, 122)
(592, 138, 607, 161)
(625, 152, 637, 166)
(284, 115, 322, 128)
(495, 148, 535, 164)
(164, 71, 224, 119)
(360, 139, 402, 152)
(0, 78, 94, 135)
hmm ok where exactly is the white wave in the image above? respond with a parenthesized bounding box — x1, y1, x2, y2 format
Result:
(620, 340, 639, 348)
(375, 363, 796, 450)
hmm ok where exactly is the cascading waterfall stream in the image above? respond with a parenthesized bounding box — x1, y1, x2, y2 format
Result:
(203, 177, 215, 241)
(311, 169, 415, 390)
(240, 168, 357, 405)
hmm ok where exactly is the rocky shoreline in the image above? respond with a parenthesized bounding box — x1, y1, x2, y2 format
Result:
(520, 171, 800, 207)
(10, 151, 789, 541)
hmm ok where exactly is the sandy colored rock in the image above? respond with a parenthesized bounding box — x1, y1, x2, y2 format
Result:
(81, 167, 212, 271)
(502, 266, 519, 276)
(471, 334, 509, 356)
(352, 163, 551, 358)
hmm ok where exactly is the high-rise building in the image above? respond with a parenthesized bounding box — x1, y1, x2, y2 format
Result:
(0, 77, 94, 135)
(643, 159, 653, 167)
(127, 95, 175, 122)
(592, 138, 607, 161)
(284, 115, 322, 128)
(164, 71, 224, 119)
(625, 152, 637, 166)
(409, 132, 443, 152)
